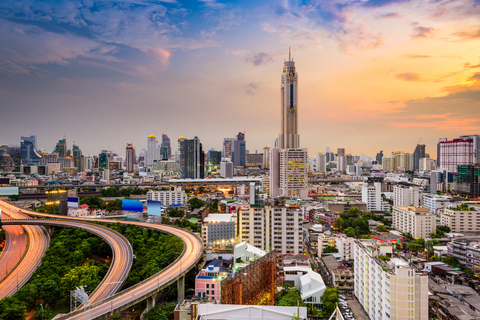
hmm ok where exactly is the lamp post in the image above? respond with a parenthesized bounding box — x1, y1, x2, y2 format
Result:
(40, 304, 44, 320)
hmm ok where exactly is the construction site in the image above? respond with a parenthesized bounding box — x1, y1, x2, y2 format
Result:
(220, 250, 283, 305)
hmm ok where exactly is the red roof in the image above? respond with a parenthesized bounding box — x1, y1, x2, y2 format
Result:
(79, 204, 89, 209)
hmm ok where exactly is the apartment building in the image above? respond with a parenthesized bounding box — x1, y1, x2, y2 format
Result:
(146, 189, 187, 206)
(392, 206, 436, 239)
(362, 181, 391, 212)
(393, 185, 420, 207)
(447, 236, 480, 274)
(335, 236, 355, 261)
(237, 205, 303, 255)
(422, 194, 452, 215)
(440, 206, 480, 233)
(318, 234, 337, 254)
(201, 213, 236, 246)
(354, 240, 428, 320)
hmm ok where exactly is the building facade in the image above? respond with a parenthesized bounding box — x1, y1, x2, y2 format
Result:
(440, 206, 480, 233)
(279, 49, 299, 149)
(393, 185, 420, 207)
(125, 143, 135, 173)
(147, 189, 187, 206)
(178, 136, 204, 179)
(392, 206, 436, 239)
(438, 135, 480, 173)
(145, 134, 160, 167)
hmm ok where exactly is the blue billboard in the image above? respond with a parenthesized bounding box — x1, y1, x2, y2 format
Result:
(147, 200, 162, 216)
(68, 197, 79, 208)
(122, 199, 143, 213)
(0, 187, 19, 196)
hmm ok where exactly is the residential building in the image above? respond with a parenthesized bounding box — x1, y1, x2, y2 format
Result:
(316, 212, 339, 226)
(393, 184, 420, 207)
(178, 136, 204, 179)
(72, 142, 83, 172)
(145, 134, 160, 167)
(269, 147, 308, 198)
(125, 143, 135, 173)
(438, 135, 480, 173)
(354, 240, 428, 320)
(220, 160, 233, 178)
(55, 136, 67, 158)
(146, 189, 187, 206)
(392, 206, 436, 238)
(362, 181, 382, 211)
(326, 200, 367, 214)
(318, 234, 337, 254)
(335, 236, 355, 261)
(201, 213, 236, 246)
(223, 138, 233, 158)
(195, 259, 231, 302)
(440, 206, 480, 233)
(413, 144, 426, 171)
(246, 153, 263, 168)
(418, 157, 436, 171)
(422, 194, 452, 215)
(337, 156, 346, 173)
(447, 236, 480, 274)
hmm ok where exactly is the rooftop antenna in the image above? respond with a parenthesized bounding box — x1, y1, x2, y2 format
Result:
(289, 46, 291, 61)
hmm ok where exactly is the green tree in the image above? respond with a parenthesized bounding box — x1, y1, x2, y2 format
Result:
(334, 218, 344, 230)
(344, 227, 355, 237)
(0, 297, 26, 320)
(60, 265, 101, 297)
(408, 238, 426, 253)
(167, 208, 185, 218)
(276, 287, 306, 307)
(101, 187, 121, 197)
(321, 287, 340, 315)
(323, 246, 338, 253)
(376, 225, 388, 232)
(144, 302, 176, 320)
(80, 196, 104, 209)
(187, 197, 205, 209)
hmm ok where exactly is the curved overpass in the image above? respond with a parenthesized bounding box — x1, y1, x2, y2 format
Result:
(0, 201, 204, 320)
(0, 212, 27, 283)
(2, 219, 134, 304)
(0, 206, 49, 299)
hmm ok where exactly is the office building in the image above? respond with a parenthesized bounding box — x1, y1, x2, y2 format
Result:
(450, 164, 480, 198)
(392, 206, 436, 239)
(314, 153, 327, 173)
(201, 213, 235, 246)
(160, 133, 171, 160)
(354, 240, 428, 320)
(413, 144, 426, 171)
(337, 156, 346, 173)
(20, 135, 41, 165)
(98, 150, 109, 172)
(72, 142, 84, 172)
(145, 134, 160, 167)
(447, 236, 480, 274)
(279, 49, 300, 149)
(422, 194, 451, 215)
(438, 135, 480, 173)
(125, 143, 135, 173)
(246, 153, 262, 168)
(147, 189, 187, 206)
(393, 185, 420, 207)
(208, 150, 222, 166)
(178, 136, 204, 179)
(440, 206, 480, 233)
(232, 132, 246, 167)
(55, 136, 67, 158)
(223, 138, 233, 158)
(376, 150, 383, 165)
(219, 160, 233, 178)
(337, 148, 345, 157)
(262, 146, 270, 169)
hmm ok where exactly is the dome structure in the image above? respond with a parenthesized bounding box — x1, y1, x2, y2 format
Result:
(178, 136, 185, 140)
(148, 134, 156, 139)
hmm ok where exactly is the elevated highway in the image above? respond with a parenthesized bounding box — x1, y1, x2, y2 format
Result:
(0, 211, 27, 283)
(0, 201, 204, 319)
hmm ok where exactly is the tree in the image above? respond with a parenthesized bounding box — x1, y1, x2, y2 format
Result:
(323, 246, 338, 253)
(276, 287, 306, 307)
(334, 218, 344, 230)
(60, 265, 101, 297)
(321, 287, 340, 315)
(344, 227, 355, 237)
(80, 196, 104, 209)
(167, 208, 185, 218)
(0, 297, 26, 320)
(408, 238, 425, 253)
(144, 302, 176, 320)
(376, 225, 388, 232)
(187, 197, 205, 209)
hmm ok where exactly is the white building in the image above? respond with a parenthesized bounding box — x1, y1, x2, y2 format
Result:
(335, 236, 355, 261)
(145, 134, 160, 167)
(238, 205, 303, 255)
(146, 189, 187, 206)
(337, 155, 346, 173)
(419, 158, 436, 171)
(201, 213, 236, 246)
(440, 206, 480, 233)
(393, 185, 420, 207)
(422, 194, 452, 215)
(299, 270, 327, 308)
(354, 240, 428, 320)
(315, 153, 327, 173)
(392, 206, 436, 239)
(233, 241, 266, 270)
(220, 160, 233, 178)
(362, 181, 382, 211)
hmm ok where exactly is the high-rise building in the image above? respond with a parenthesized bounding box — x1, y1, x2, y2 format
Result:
(178, 136, 204, 179)
(220, 159, 233, 178)
(438, 135, 480, 173)
(99, 150, 109, 172)
(354, 240, 428, 320)
(125, 143, 136, 173)
(55, 136, 67, 158)
(223, 138, 234, 158)
(262, 146, 270, 169)
(337, 148, 345, 157)
(20, 135, 42, 165)
(337, 156, 346, 173)
(72, 142, 84, 172)
(160, 133, 171, 160)
(279, 49, 299, 149)
(413, 144, 426, 171)
(376, 150, 383, 165)
(145, 134, 160, 167)
(208, 150, 222, 166)
(232, 132, 246, 167)
(278, 148, 308, 198)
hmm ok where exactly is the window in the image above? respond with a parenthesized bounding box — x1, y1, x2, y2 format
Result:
(207, 290, 209, 295)
(212, 284, 215, 289)
(206, 284, 209, 288)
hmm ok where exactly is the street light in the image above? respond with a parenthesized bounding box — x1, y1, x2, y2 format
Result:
(40, 304, 44, 320)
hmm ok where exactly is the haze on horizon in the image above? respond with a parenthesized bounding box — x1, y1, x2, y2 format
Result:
(1, 0, 480, 158)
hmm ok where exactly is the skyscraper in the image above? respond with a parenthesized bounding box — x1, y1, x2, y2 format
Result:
(223, 138, 233, 158)
(438, 135, 480, 173)
(160, 133, 171, 160)
(72, 142, 84, 172)
(413, 144, 426, 171)
(20, 135, 42, 165)
(99, 150, 110, 172)
(232, 132, 246, 167)
(55, 136, 67, 158)
(279, 48, 299, 149)
(376, 150, 383, 165)
(178, 136, 204, 179)
(145, 134, 160, 167)
(125, 143, 136, 173)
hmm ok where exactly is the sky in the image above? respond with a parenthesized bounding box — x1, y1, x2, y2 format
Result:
(1, 0, 480, 158)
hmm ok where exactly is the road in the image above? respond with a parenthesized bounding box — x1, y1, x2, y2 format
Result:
(0, 210, 27, 283)
(1, 200, 204, 320)
(0, 204, 50, 299)
(2, 219, 134, 304)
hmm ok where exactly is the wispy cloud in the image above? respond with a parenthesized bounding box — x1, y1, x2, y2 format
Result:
(401, 54, 432, 59)
(245, 82, 261, 95)
(411, 23, 435, 39)
(362, 0, 411, 8)
(395, 72, 421, 81)
(245, 52, 273, 66)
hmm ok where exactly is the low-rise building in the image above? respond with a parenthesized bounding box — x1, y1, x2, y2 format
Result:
(318, 234, 337, 254)
(146, 188, 187, 206)
(392, 206, 436, 239)
(335, 236, 355, 261)
(440, 206, 480, 233)
(422, 194, 452, 215)
(447, 236, 480, 275)
(326, 200, 367, 214)
(201, 213, 236, 247)
(195, 259, 231, 302)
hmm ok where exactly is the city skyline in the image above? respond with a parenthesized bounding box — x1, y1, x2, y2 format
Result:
(1, 0, 480, 156)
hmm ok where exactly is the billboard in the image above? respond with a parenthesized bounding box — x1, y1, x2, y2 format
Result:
(147, 200, 162, 216)
(0, 178, 10, 185)
(122, 199, 143, 213)
(68, 197, 79, 208)
(0, 187, 19, 196)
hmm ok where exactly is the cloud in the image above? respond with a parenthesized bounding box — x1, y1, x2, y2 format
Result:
(245, 82, 260, 95)
(199, 0, 226, 9)
(245, 52, 273, 66)
(376, 12, 401, 19)
(337, 22, 387, 54)
(0, 19, 107, 74)
(395, 72, 421, 81)
(452, 28, 480, 39)
(411, 24, 435, 39)
(362, 0, 410, 8)
(401, 54, 432, 59)
(464, 62, 480, 68)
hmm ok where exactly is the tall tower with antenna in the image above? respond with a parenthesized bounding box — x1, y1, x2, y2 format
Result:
(279, 47, 299, 149)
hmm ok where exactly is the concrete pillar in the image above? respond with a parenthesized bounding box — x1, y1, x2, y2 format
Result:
(146, 296, 155, 312)
(177, 276, 185, 303)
